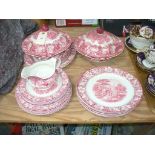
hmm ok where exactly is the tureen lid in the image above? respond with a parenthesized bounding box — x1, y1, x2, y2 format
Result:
(74, 28, 124, 59)
(22, 24, 72, 58)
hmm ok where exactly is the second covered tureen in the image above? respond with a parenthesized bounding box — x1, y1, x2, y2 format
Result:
(74, 28, 124, 61)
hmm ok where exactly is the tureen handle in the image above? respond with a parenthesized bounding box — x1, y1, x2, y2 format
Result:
(41, 24, 49, 31)
(96, 28, 104, 34)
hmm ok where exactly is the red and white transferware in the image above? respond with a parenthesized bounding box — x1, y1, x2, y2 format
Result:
(22, 24, 76, 68)
(24, 43, 76, 68)
(77, 66, 143, 117)
(17, 69, 70, 105)
(16, 84, 72, 115)
(15, 57, 72, 115)
(22, 25, 72, 58)
(74, 28, 124, 61)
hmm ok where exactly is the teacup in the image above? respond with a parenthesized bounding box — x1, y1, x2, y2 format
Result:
(129, 25, 155, 50)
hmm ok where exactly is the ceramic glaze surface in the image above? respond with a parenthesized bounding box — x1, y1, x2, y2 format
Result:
(86, 73, 134, 107)
(22, 28, 72, 58)
(77, 66, 143, 117)
(24, 44, 76, 68)
(74, 28, 124, 61)
(92, 79, 127, 102)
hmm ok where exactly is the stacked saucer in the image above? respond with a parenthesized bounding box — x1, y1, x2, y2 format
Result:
(146, 73, 155, 96)
(77, 66, 143, 117)
(136, 44, 155, 72)
(15, 58, 72, 115)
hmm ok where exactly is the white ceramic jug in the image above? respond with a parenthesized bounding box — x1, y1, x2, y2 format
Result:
(21, 57, 61, 90)
(21, 57, 61, 79)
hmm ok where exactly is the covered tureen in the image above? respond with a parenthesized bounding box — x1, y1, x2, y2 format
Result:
(22, 24, 76, 68)
(74, 28, 124, 61)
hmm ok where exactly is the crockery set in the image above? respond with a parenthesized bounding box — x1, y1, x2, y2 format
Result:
(125, 25, 155, 96)
(15, 25, 144, 117)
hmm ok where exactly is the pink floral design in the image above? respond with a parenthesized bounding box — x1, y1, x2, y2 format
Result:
(33, 82, 58, 94)
(47, 31, 57, 39)
(24, 44, 76, 68)
(15, 85, 72, 115)
(22, 28, 72, 58)
(16, 69, 70, 106)
(74, 29, 124, 61)
(93, 79, 127, 102)
(29, 73, 57, 89)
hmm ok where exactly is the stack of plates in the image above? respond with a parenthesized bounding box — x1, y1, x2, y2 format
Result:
(77, 66, 143, 117)
(136, 52, 155, 72)
(15, 69, 72, 115)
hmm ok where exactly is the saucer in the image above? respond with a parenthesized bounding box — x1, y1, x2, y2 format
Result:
(146, 84, 155, 97)
(147, 74, 155, 91)
(125, 36, 148, 54)
(125, 36, 137, 53)
(136, 52, 155, 72)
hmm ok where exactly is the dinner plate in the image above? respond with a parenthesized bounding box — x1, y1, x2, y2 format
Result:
(16, 85, 72, 115)
(77, 66, 143, 116)
(77, 93, 135, 117)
